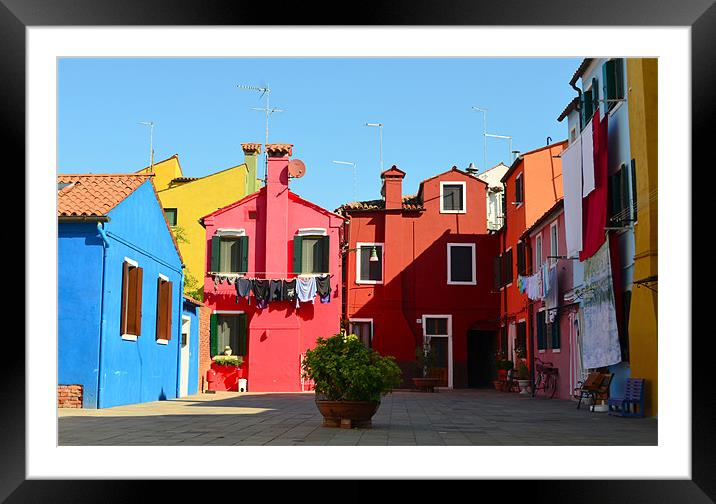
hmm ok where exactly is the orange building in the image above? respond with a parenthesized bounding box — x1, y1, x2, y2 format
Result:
(496, 142, 566, 372)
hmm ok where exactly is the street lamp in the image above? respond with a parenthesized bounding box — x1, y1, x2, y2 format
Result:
(365, 122, 383, 172)
(332, 160, 358, 201)
(344, 245, 380, 262)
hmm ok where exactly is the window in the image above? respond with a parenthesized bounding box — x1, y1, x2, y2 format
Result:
(536, 310, 546, 350)
(517, 241, 527, 276)
(608, 163, 635, 227)
(425, 316, 448, 337)
(120, 259, 143, 340)
(500, 325, 508, 354)
(210, 313, 247, 357)
(514, 174, 524, 205)
(581, 77, 599, 129)
(293, 235, 330, 274)
(549, 222, 559, 268)
(440, 182, 466, 213)
(537, 310, 560, 351)
(501, 248, 513, 286)
(550, 316, 561, 350)
(210, 233, 248, 274)
(493, 255, 502, 290)
(155, 275, 173, 342)
(447, 243, 476, 285)
(535, 234, 543, 270)
(516, 321, 526, 352)
(349, 320, 373, 348)
(356, 243, 383, 283)
(164, 208, 178, 227)
(602, 58, 625, 111)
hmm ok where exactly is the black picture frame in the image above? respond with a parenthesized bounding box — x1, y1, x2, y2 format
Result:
(4, 0, 710, 500)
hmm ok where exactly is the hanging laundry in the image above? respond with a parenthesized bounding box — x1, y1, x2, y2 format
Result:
(580, 110, 609, 261)
(252, 279, 270, 309)
(561, 137, 583, 258)
(545, 266, 558, 323)
(296, 276, 317, 308)
(580, 241, 621, 369)
(316, 275, 331, 304)
(517, 275, 526, 294)
(270, 279, 283, 302)
(282, 278, 297, 303)
(236, 277, 252, 304)
(581, 115, 595, 197)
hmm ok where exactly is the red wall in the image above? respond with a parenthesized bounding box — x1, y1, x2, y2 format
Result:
(203, 149, 344, 392)
(344, 168, 501, 387)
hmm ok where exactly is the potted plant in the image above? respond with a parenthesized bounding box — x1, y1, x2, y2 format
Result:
(210, 352, 244, 391)
(412, 342, 440, 392)
(515, 360, 531, 395)
(301, 333, 402, 429)
(496, 355, 514, 382)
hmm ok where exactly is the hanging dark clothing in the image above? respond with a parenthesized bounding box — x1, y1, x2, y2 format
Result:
(316, 275, 331, 295)
(236, 277, 252, 304)
(270, 279, 284, 302)
(252, 279, 270, 309)
(282, 279, 297, 302)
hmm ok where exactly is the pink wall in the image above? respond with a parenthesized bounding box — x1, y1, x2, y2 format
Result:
(203, 147, 344, 392)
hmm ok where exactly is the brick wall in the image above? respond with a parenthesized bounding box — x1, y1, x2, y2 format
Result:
(198, 306, 212, 392)
(58, 384, 83, 408)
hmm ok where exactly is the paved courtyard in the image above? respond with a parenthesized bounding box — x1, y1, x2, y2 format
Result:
(58, 389, 657, 446)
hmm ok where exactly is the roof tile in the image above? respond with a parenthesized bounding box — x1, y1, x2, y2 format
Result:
(57, 174, 152, 217)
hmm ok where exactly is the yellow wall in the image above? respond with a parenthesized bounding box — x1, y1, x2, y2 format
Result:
(137, 155, 183, 191)
(156, 162, 253, 299)
(626, 58, 658, 416)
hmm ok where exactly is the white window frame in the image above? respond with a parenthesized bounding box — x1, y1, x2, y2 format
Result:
(348, 318, 374, 348)
(439, 181, 467, 214)
(215, 228, 246, 237)
(447, 243, 476, 285)
(535, 234, 543, 270)
(296, 227, 327, 237)
(514, 173, 524, 208)
(355, 242, 384, 285)
(422, 314, 453, 389)
(121, 257, 140, 341)
(549, 221, 559, 269)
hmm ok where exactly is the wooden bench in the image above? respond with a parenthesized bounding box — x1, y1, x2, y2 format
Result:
(573, 372, 614, 410)
(608, 378, 646, 417)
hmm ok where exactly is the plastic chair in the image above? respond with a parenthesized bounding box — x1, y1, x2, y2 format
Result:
(608, 378, 646, 417)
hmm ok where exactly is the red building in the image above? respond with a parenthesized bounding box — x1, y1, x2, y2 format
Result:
(337, 166, 501, 388)
(201, 144, 345, 392)
(496, 142, 566, 376)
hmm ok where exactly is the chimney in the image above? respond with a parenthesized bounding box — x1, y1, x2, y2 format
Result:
(264, 143, 293, 275)
(381, 165, 405, 210)
(242, 143, 262, 193)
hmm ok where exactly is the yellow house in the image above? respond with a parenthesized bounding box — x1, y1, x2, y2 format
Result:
(137, 143, 262, 299)
(626, 58, 658, 416)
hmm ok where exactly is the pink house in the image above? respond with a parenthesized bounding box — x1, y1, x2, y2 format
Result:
(201, 144, 345, 392)
(522, 199, 582, 400)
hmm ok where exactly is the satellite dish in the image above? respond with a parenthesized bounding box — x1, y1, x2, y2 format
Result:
(288, 159, 306, 178)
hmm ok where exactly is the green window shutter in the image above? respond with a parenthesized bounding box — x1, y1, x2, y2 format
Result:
(552, 319, 561, 350)
(320, 236, 330, 273)
(592, 77, 599, 117)
(616, 58, 625, 99)
(239, 236, 249, 273)
(238, 313, 248, 356)
(537, 311, 545, 350)
(210, 313, 218, 357)
(293, 236, 303, 274)
(602, 62, 609, 106)
(630, 159, 638, 222)
(210, 236, 221, 273)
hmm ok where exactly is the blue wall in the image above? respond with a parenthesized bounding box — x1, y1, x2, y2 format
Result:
(58, 180, 190, 409)
(58, 223, 105, 408)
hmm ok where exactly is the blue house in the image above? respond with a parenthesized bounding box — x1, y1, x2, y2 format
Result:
(58, 173, 194, 408)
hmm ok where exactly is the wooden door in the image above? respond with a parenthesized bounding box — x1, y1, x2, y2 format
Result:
(429, 337, 449, 387)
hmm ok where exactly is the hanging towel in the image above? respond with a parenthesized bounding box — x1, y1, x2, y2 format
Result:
(316, 275, 331, 304)
(282, 279, 297, 302)
(580, 241, 622, 369)
(545, 266, 558, 323)
(296, 276, 317, 307)
(581, 115, 595, 197)
(580, 110, 609, 261)
(269, 279, 283, 302)
(236, 277, 252, 304)
(561, 138, 583, 257)
(252, 279, 270, 309)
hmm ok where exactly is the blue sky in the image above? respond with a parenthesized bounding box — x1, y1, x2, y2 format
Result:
(58, 57, 581, 211)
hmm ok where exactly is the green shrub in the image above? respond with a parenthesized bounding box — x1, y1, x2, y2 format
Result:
(302, 333, 402, 402)
(497, 359, 514, 371)
(213, 355, 243, 367)
(516, 362, 529, 379)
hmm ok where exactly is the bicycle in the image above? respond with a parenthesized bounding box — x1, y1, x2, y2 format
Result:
(532, 357, 559, 398)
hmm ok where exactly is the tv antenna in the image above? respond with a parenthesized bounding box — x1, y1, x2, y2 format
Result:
(138, 121, 155, 172)
(333, 160, 358, 201)
(238, 83, 284, 180)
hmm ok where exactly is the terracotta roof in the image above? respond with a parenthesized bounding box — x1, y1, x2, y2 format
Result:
(183, 294, 206, 307)
(569, 58, 594, 86)
(57, 174, 153, 217)
(557, 96, 580, 122)
(266, 143, 293, 157)
(171, 177, 199, 183)
(241, 143, 262, 154)
(336, 194, 423, 214)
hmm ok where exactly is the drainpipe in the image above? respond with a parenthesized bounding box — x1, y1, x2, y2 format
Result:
(96, 222, 110, 409)
(570, 81, 584, 129)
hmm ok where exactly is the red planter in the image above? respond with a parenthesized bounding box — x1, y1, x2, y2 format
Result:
(210, 362, 244, 391)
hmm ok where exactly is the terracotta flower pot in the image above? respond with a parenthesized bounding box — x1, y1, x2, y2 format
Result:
(315, 399, 381, 429)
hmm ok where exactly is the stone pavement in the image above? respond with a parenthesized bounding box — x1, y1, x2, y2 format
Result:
(58, 389, 657, 446)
